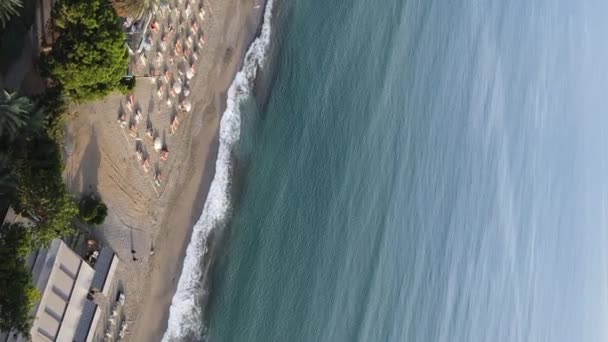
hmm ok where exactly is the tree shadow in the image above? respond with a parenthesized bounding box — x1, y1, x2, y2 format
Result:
(73, 125, 100, 195)
(147, 93, 155, 116)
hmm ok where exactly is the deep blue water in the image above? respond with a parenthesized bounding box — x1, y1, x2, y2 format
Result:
(202, 0, 608, 341)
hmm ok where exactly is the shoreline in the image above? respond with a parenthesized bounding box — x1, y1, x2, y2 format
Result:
(63, 0, 269, 340)
(129, 0, 267, 340)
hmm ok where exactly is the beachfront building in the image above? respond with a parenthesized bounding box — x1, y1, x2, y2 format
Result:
(0, 239, 119, 342)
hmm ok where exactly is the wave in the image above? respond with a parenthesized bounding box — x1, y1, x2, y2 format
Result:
(161, 1, 276, 341)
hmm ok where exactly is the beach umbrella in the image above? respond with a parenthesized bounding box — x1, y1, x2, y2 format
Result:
(173, 80, 182, 94)
(186, 67, 195, 80)
(182, 100, 192, 112)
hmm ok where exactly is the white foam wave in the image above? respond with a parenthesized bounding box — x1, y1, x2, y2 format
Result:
(162, 1, 275, 341)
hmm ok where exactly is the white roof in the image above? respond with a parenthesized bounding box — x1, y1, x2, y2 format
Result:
(3, 240, 96, 342)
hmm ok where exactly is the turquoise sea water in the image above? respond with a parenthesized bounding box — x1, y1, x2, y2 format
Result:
(168, 0, 608, 341)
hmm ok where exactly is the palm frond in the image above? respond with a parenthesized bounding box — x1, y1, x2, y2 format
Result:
(0, 90, 46, 143)
(0, 0, 22, 29)
(111, 0, 165, 20)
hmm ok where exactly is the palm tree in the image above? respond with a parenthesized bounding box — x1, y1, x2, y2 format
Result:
(0, 0, 22, 29)
(0, 90, 45, 144)
(0, 153, 16, 193)
(111, 0, 166, 20)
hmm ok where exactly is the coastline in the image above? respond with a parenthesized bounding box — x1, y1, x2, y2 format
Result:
(64, 0, 268, 340)
(128, 0, 267, 340)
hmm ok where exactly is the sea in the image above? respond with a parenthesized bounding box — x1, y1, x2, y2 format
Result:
(162, 0, 608, 341)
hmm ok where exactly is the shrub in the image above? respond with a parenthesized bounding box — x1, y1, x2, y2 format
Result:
(118, 76, 136, 94)
(79, 195, 108, 225)
(13, 136, 79, 244)
(0, 223, 41, 336)
(35, 87, 69, 145)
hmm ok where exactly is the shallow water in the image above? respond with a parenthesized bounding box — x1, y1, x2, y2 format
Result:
(171, 0, 608, 340)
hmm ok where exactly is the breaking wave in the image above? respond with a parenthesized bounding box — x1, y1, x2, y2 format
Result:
(162, 0, 275, 340)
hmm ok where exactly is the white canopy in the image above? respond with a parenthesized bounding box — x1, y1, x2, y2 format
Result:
(182, 100, 192, 112)
(172, 80, 182, 94)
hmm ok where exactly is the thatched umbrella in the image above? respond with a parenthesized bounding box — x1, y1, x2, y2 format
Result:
(181, 99, 192, 113)
(172, 80, 182, 94)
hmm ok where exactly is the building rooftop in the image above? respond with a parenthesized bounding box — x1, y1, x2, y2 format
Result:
(0, 240, 103, 342)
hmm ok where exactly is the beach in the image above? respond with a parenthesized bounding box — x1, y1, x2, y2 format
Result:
(64, 0, 266, 340)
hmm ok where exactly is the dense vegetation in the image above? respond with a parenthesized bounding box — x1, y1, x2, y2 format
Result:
(79, 195, 108, 225)
(46, 0, 129, 101)
(0, 0, 35, 75)
(0, 91, 79, 335)
(0, 90, 78, 243)
(0, 0, 126, 334)
(0, 223, 40, 337)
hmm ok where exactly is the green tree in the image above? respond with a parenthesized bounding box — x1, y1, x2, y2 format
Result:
(111, 0, 165, 20)
(0, 0, 22, 29)
(11, 135, 78, 244)
(79, 195, 108, 225)
(0, 90, 45, 144)
(48, 0, 129, 102)
(0, 223, 40, 336)
(14, 165, 78, 244)
(0, 153, 16, 194)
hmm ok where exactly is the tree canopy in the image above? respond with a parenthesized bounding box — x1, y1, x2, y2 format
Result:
(0, 90, 45, 145)
(13, 137, 78, 244)
(48, 0, 129, 102)
(0, 223, 40, 336)
(79, 195, 108, 225)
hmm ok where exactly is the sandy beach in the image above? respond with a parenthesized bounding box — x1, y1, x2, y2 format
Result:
(64, 0, 266, 340)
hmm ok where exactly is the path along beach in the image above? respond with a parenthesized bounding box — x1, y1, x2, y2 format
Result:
(64, 0, 266, 340)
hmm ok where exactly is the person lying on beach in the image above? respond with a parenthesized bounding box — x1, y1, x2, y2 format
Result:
(118, 112, 127, 127)
(129, 122, 137, 137)
(135, 108, 143, 124)
(160, 148, 169, 161)
(154, 136, 162, 152)
(170, 116, 179, 135)
(142, 155, 151, 173)
(185, 3, 191, 18)
(154, 171, 163, 187)
(127, 95, 135, 112)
